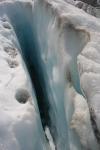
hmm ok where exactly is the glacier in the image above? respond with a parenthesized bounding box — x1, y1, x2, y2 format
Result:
(0, 0, 100, 150)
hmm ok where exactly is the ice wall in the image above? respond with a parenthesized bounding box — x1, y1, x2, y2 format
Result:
(0, 0, 100, 150)
(0, 1, 50, 150)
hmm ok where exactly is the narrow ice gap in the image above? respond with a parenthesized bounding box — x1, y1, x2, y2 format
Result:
(3, 2, 55, 149)
(5, 2, 51, 130)
(1, 1, 94, 150)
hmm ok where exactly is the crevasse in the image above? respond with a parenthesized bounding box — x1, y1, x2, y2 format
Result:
(0, 0, 100, 150)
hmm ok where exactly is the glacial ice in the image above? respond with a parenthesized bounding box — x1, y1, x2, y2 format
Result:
(0, 0, 100, 150)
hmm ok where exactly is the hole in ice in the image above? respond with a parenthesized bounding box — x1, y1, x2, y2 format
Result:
(15, 88, 30, 104)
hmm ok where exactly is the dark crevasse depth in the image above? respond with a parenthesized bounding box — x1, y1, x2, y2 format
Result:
(6, 2, 51, 131)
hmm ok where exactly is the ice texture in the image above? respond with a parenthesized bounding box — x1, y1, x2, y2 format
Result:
(0, 0, 100, 150)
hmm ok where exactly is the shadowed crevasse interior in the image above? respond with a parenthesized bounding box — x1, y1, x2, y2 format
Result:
(6, 3, 51, 131)
(3, 1, 96, 149)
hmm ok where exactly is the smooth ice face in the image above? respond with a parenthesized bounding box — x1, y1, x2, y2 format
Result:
(0, 0, 100, 150)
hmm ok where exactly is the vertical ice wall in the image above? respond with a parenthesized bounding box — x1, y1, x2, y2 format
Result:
(0, 1, 50, 150)
(4, 1, 70, 149)
(1, 0, 100, 150)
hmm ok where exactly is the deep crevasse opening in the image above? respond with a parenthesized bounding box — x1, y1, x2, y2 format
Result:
(0, 0, 93, 150)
